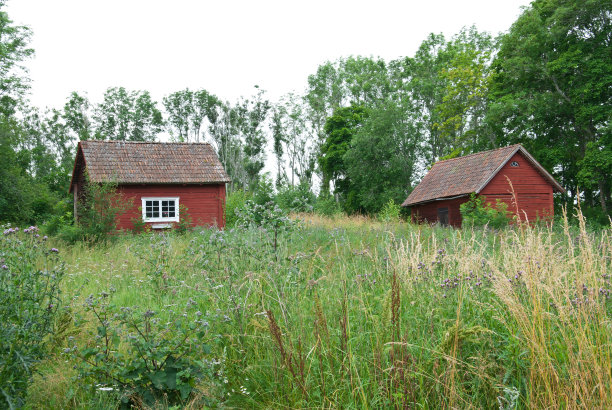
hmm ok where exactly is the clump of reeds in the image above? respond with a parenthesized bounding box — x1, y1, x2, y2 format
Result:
(489, 209, 612, 408)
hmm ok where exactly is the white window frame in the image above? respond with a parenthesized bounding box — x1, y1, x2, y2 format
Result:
(141, 197, 180, 223)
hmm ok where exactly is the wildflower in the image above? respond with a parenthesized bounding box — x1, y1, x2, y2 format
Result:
(43, 235, 48, 240)
(50, 248, 59, 253)
(1, 265, 7, 270)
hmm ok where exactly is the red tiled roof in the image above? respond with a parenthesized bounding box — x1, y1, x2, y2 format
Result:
(74, 140, 230, 185)
(402, 144, 564, 206)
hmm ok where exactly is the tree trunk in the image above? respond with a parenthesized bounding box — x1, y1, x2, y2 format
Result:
(599, 179, 608, 214)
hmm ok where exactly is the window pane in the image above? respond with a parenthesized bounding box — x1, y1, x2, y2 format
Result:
(169, 201, 175, 217)
(145, 200, 160, 218)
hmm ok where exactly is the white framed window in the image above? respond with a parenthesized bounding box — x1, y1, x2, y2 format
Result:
(141, 197, 180, 223)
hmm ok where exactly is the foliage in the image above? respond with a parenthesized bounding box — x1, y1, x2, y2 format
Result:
(68, 291, 220, 407)
(0, 0, 34, 117)
(236, 200, 296, 256)
(460, 193, 511, 228)
(378, 198, 402, 222)
(224, 189, 248, 228)
(0, 123, 58, 225)
(163, 88, 220, 143)
(174, 204, 193, 234)
(0, 226, 64, 409)
(42, 199, 73, 236)
(248, 174, 275, 206)
(63, 179, 130, 243)
(130, 209, 147, 234)
(275, 182, 315, 213)
(344, 101, 419, 214)
(319, 105, 368, 200)
(489, 0, 612, 214)
(93, 87, 164, 141)
(313, 195, 342, 217)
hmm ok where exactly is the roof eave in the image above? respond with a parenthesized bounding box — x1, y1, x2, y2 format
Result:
(402, 193, 470, 207)
(68, 142, 84, 193)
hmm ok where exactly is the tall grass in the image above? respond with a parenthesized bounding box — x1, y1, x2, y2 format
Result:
(26, 211, 611, 409)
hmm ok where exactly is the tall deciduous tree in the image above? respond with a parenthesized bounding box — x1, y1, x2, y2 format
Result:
(93, 87, 163, 141)
(435, 27, 495, 157)
(319, 105, 367, 201)
(163, 88, 220, 142)
(237, 86, 270, 188)
(489, 0, 611, 214)
(63, 91, 91, 140)
(344, 101, 421, 214)
(273, 93, 316, 187)
(0, 1, 33, 118)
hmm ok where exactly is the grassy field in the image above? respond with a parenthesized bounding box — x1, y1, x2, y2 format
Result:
(24, 212, 612, 409)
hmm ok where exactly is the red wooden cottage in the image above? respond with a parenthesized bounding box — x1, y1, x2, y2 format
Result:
(402, 144, 564, 227)
(69, 140, 231, 230)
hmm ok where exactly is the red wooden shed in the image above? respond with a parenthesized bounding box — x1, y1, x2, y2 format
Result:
(69, 140, 231, 230)
(401, 144, 564, 227)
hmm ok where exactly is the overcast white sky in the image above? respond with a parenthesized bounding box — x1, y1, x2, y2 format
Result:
(8, 0, 532, 110)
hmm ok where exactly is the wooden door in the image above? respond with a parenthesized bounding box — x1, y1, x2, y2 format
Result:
(437, 207, 449, 226)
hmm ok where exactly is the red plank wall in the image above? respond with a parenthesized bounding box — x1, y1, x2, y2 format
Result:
(116, 184, 226, 230)
(411, 197, 469, 228)
(480, 152, 553, 223)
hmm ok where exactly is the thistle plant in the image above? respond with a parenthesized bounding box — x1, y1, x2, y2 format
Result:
(0, 226, 64, 409)
(68, 291, 222, 407)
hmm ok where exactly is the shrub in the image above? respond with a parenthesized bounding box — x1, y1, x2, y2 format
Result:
(174, 204, 193, 234)
(460, 193, 511, 229)
(249, 175, 275, 206)
(68, 291, 221, 407)
(275, 183, 316, 213)
(0, 226, 65, 408)
(60, 179, 131, 243)
(236, 200, 296, 256)
(43, 199, 74, 236)
(314, 195, 342, 217)
(378, 198, 401, 222)
(225, 190, 248, 227)
(130, 207, 147, 234)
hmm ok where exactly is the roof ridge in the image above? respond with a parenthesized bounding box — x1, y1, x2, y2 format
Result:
(433, 144, 522, 165)
(81, 140, 213, 146)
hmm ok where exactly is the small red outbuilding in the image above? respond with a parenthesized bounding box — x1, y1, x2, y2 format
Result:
(69, 140, 231, 230)
(402, 144, 564, 227)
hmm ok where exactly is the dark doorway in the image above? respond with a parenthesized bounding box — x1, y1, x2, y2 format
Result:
(437, 207, 449, 226)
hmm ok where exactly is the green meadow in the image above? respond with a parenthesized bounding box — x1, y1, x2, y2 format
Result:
(14, 212, 610, 409)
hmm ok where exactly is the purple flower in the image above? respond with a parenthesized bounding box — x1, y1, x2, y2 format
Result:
(50, 248, 59, 253)
(43, 236, 48, 241)
(1, 265, 7, 270)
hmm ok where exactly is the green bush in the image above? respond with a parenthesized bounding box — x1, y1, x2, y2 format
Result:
(59, 179, 131, 243)
(174, 204, 193, 234)
(378, 198, 402, 222)
(0, 226, 65, 408)
(43, 199, 74, 236)
(225, 189, 249, 227)
(250, 175, 275, 206)
(314, 195, 342, 217)
(275, 182, 315, 213)
(460, 193, 511, 229)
